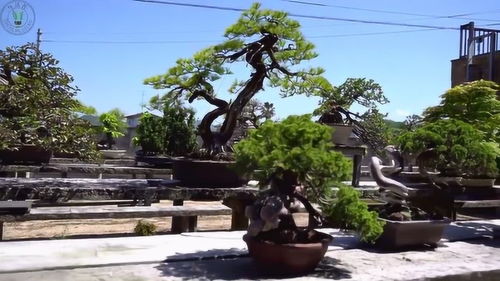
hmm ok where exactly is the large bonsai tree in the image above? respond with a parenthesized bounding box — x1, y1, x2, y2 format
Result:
(145, 3, 333, 158)
(0, 43, 99, 160)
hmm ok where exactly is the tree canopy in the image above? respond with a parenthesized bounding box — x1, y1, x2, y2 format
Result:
(144, 3, 338, 157)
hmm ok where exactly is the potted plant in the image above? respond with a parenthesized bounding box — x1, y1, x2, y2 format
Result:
(462, 142, 499, 187)
(98, 109, 127, 159)
(134, 98, 198, 168)
(144, 3, 351, 187)
(234, 115, 384, 274)
(0, 43, 99, 164)
(313, 78, 389, 148)
(133, 112, 165, 156)
(397, 119, 489, 184)
(369, 155, 452, 249)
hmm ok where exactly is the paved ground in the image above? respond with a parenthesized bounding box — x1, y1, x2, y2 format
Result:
(0, 220, 499, 281)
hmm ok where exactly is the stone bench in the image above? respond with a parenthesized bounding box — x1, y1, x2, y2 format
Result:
(0, 204, 232, 240)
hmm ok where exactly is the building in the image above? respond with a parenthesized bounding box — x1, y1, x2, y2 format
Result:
(451, 22, 500, 86)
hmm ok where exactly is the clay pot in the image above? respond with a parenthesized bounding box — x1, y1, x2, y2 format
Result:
(323, 123, 353, 145)
(243, 230, 332, 275)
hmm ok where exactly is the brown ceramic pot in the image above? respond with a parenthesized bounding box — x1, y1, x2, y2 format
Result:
(243, 230, 333, 275)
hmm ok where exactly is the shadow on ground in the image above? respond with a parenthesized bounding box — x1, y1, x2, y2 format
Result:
(156, 249, 351, 280)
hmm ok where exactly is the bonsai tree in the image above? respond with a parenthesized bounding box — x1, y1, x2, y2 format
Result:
(0, 43, 99, 161)
(134, 98, 197, 156)
(234, 115, 384, 244)
(313, 78, 390, 152)
(133, 112, 165, 155)
(145, 3, 338, 159)
(240, 99, 276, 129)
(423, 80, 500, 142)
(397, 119, 494, 177)
(98, 109, 126, 150)
(465, 142, 499, 179)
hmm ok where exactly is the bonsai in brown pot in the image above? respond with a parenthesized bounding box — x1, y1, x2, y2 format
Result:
(234, 115, 384, 275)
(314, 78, 390, 151)
(0, 43, 99, 164)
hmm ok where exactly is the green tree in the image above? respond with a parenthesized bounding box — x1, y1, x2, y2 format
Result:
(0, 43, 99, 160)
(99, 109, 126, 149)
(145, 3, 335, 158)
(423, 80, 500, 142)
(313, 78, 390, 153)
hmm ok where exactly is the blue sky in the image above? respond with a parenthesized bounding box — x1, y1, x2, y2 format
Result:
(1, 0, 499, 120)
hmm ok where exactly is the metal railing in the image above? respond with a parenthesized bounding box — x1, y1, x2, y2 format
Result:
(459, 22, 500, 58)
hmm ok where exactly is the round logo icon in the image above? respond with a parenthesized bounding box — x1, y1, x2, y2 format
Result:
(1, 0, 35, 35)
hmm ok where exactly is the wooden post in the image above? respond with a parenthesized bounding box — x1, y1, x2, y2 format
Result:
(352, 154, 362, 187)
(171, 199, 189, 233)
(223, 197, 250, 230)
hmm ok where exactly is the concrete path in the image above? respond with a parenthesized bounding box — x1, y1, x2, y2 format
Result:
(0, 220, 499, 281)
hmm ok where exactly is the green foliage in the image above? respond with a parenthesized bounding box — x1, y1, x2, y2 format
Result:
(397, 119, 495, 176)
(134, 220, 157, 236)
(321, 185, 384, 243)
(0, 43, 99, 160)
(466, 142, 499, 178)
(314, 78, 387, 117)
(162, 101, 197, 157)
(423, 80, 500, 142)
(234, 115, 351, 191)
(133, 112, 165, 154)
(98, 110, 126, 139)
(144, 3, 341, 152)
(135, 99, 197, 156)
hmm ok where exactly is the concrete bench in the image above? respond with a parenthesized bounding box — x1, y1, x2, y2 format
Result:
(0, 204, 231, 240)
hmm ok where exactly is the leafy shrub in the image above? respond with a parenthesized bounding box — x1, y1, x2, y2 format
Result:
(134, 220, 157, 236)
(133, 112, 165, 154)
(397, 119, 495, 176)
(321, 185, 384, 243)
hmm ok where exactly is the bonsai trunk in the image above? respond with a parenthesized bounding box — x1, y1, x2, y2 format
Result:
(106, 132, 113, 150)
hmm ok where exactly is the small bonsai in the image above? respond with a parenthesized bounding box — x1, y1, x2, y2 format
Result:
(465, 142, 499, 179)
(313, 78, 392, 152)
(133, 112, 165, 155)
(234, 115, 384, 244)
(134, 98, 197, 156)
(397, 119, 491, 177)
(98, 109, 126, 150)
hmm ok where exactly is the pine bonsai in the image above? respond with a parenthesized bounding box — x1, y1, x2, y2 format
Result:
(234, 115, 384, 244)
(145, 3, 337, 159)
